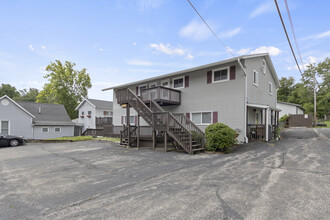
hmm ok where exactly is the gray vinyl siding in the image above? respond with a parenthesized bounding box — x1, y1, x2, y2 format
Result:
(0, 98, 33, 138)
(77, 101, 96, 131)
(113, 62, 246, 142)
(33, 126, 74, 139)
(246, 57, 277, 108)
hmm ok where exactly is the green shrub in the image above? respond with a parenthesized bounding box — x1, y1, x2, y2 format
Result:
(279, 114, 289, 122)
(190, 130, 203, 143)
(205, 123, 237, 153)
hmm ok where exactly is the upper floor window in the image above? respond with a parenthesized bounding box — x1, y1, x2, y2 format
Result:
(138, 84, 148, 95)
(81, 111, 84, 115)
(268, 82, 273, 94)
(262, 59, 266, 74)
(104, 111, 109, 116)
(212, 67, 229, 83)
(161, 79, 170, 87)
(173, 77, 184, 89)
(253, 70, 258, 86)
(149, 82, 157, 88)
(88, 111, 92, 115)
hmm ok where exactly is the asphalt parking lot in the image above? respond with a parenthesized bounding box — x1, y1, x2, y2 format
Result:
(0, 128, 329, 219)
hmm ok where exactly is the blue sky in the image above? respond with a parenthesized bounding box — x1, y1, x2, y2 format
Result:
(0, 0, 329, 100)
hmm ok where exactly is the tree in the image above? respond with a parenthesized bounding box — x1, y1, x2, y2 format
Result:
(36, 60, 92, 119)
(15, 88, 39, 102)
(277, 77, 295, 102)
(0, 84, 20, 99)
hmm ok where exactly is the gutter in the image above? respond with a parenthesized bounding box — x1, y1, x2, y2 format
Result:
(238, 58, 248, 143)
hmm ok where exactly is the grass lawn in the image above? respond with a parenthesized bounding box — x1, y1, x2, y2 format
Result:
(316, 121, 330, 128)
(47, 136, 120, 143)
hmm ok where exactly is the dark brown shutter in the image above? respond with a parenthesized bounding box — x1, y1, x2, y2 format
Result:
(186, 113, 190, 119)
(185, 75, 189, 88)
(213, 112, 218, 123)
(121, 116, 124, 124)
(207, 71, 212, 84)
(230, 66, 236, 80)
(136, 86, 139, 95)
(135, 116, 137, 125)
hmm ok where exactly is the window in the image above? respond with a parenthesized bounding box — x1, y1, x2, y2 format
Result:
(191, 112, 212, 125)
(253, 70, 258, 86)
(268, 82, 273, 94)
(42, 127, 49, 133)
(212, 67, 229, 83)
(161, 79, 170, 88)
(81, 111, 84, 115)
(173, 77, 184, 89)
(54, 127, 61, 132)
(88, 111, 92, 115)
(262, 59, 266, 74)
(138, 84, 148, 95)
(123, 116, 135, 125)
(1, 121, 9, 135)
(149, 82, 157, 88)
(104, 111, 109, 116)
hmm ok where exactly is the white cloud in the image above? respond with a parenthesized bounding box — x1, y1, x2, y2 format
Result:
(220, 27, 242, 39)
(133, 42, 137, 46)
(99, 48, 104, 52)
(237, 48, 251, 55)
(185, 54, 194, 60)
(250, 46, 282, 56)
(127, 69, 161, 73)
(150, 43, 185, 56)
(28, 45, 34, 51)
(137, 0, 164, 11)
(250, 1, 274, 18)
(179, 20, 212, 41)
(41, 45, 46, 50)
(315, 30, 330, 39)
(301, 30, 330, 41)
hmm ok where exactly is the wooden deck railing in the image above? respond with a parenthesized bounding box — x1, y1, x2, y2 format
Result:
(140, 86, 181, 105)
(247, 124, 266, 141)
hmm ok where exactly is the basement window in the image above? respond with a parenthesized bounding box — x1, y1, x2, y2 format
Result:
(42, 127, 49, 133)
(54, 127, 61, 132)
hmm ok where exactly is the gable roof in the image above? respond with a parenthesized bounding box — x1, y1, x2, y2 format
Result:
(102, 53, 280, 91)
(75, 98, 113, 110)
(277, 101, 305, 111)
(0, 95, 35, 118)
(16, 101, 75, 126)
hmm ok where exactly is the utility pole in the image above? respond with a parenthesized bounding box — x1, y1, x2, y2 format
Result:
(313, 71, 317, 127)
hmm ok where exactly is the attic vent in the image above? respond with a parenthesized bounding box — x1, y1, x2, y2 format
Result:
(39, 107, 41, 114)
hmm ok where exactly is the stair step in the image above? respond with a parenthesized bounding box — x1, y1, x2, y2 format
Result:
(193, 148, 205, 152)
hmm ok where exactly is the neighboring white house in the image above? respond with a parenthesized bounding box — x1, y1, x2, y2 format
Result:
(75, 98, 113, 132)
(277, 101, 305, 118)
(0, 95, 75, 139)
(103, 53, 281, 146)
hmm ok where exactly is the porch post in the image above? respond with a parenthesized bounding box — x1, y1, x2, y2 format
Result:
(164, 131, 168, 152)
(137, 115, 140, 149)
(265, 108, 269, 141)
(126, 104, 130, 146)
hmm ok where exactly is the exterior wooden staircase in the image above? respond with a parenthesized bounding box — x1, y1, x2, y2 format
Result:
(116, 88, 205, 154)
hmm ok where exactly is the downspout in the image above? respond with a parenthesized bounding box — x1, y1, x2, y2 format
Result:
(266, 107, 269, 141)
(237, 58, 248, 143)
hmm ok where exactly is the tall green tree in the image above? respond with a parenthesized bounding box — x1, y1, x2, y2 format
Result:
(15, 88, 39, 102)
(277, 77, 295, 102)
(37, 60, 92, 119)
(0, 83, 20, 99)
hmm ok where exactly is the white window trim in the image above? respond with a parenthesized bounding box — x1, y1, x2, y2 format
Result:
(212, 66, 230, 83)
(0, 120, 10, 135)
(268, 82, 273, 95)
(190, 111, 213, 125)
(253, 69, 258, 87)
(262, 59, 266, 74)
(123, 115, 136, 125)
(54, 127, 61, 133)
(149, 82, 158, 88)
(42, 127, 49, 133)
(138, 84, 148, 95)
(172, 76, 185, 89)
(161, 79, 170, 87)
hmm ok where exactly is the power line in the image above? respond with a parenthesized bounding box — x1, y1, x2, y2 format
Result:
(274, 0, 304, 77)
(186, 0, 235, 58)
(284, 0, 305, 71)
